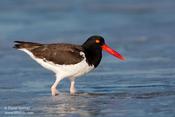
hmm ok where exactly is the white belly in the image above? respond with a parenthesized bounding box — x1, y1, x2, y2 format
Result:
(19, 49, 94, 78)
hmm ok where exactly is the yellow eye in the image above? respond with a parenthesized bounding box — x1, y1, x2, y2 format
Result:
(96, 39, 100, 43)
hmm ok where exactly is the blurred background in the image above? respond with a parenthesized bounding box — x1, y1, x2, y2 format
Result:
(0, 0, 175, 117)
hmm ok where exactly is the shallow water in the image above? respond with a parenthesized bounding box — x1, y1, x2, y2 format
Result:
(0, 0, 175, 117)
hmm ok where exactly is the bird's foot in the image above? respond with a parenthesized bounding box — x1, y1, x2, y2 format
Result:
(70, 88, 76, 96)
(51, 87, 59, 96)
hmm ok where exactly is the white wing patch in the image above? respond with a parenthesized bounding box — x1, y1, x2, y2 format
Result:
(19, 49, 94, 78)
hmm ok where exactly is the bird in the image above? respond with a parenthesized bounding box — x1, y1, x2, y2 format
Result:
(14, 35, 125, 96)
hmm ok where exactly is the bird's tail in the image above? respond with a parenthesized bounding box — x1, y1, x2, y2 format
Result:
(13, 41, 41, 50)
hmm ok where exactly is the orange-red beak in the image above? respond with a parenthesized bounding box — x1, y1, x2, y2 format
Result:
(101, 44, 125, 61)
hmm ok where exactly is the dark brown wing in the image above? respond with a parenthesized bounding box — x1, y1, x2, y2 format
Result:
(14, 41, 84, 65)
(13, 41, 42, 50)
(31, 43, 84, 65)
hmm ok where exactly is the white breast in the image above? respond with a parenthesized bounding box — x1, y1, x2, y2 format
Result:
(19, 49, 94, 79)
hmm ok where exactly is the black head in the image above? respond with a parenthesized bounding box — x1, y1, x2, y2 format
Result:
(82, 35, 125, 67)
(82, 35, 105, 67)
(82, 35, 105, 48)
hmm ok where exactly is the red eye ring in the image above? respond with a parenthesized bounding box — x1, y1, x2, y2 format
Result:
(96, 39, 100, 43)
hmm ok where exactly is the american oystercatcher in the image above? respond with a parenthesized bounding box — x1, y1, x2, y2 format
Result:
(14, 35, 125, 96)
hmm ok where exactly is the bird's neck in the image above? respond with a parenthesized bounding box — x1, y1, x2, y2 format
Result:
(82, 45, 102, 68)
